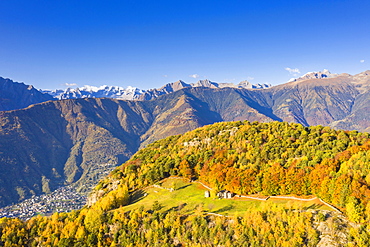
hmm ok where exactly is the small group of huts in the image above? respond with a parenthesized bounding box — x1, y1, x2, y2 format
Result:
(217, 190, 234, 199)
(204, 190, 234, 199)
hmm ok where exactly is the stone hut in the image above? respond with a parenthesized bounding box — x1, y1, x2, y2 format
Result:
(217, 190, 234, 199)
(226, 191, 233, 198)
(204, 191, 210, 198)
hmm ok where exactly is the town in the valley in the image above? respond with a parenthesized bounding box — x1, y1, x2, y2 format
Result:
(0, 186, 86, 221)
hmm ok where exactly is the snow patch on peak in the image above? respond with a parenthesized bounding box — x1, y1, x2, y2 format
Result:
(289, 69, 338, 82)
(79, 85, 100, 92)
(43, 79, 271, 101)
(43, 85, 146, 100)
(322, 69, 330, 74)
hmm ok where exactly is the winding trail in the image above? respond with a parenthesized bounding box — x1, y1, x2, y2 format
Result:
(193, 179, 342, 214)
(154, 177, 342, 214)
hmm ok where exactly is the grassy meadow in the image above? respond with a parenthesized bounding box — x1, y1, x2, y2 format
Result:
(117, 177, 332, 216)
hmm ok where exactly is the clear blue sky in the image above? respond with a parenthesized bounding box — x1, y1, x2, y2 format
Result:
(0, 0, 369, 90)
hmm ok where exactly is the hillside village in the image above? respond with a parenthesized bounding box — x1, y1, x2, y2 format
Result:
(0, 186, 86, 221)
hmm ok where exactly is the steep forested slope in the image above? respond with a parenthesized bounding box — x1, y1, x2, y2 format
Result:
(93, 121, 370, 210)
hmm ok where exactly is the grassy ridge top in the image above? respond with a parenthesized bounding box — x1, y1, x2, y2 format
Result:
(119, 177, 332, 216)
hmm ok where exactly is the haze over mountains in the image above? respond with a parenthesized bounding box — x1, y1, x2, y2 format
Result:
(1, 70, 370, 206)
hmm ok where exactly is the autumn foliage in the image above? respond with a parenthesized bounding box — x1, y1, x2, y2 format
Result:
(101, 121, 370, 212)
(2, 120, 370, 246)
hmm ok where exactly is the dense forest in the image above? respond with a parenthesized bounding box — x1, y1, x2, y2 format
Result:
(2, 121, 370, 246)
(0, 202, 349, 246)
(98, 121, 370, 214)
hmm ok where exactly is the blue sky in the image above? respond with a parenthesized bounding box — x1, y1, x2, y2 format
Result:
(0, 0, 369, 90)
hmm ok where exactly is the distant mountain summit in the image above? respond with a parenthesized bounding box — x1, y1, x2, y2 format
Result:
(0, 76, 270, 112)
(288, 69, 339, 82)
(42, 79, 271, 101)
(42, 85, 145, 100)
(190, 79, 271, 89)
(0, 77, 54, 111)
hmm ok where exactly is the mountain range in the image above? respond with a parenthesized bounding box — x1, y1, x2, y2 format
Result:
(41, 79, 271, 101)
(1, 70, 370, 206)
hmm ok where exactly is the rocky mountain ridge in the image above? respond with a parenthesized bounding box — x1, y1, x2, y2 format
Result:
(0, 77, 54, 111)
(2, 69, 363, 112)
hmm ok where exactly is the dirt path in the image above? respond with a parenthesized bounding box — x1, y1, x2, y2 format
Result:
(193, 179, 342, 213)
(156, 177, 342, 214)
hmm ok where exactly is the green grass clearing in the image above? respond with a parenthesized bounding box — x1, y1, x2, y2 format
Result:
(119, 177, 333, 216)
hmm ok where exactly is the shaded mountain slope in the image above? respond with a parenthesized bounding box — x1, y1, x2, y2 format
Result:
(330, 90, 370, 133)
(139, 87, 279, 147)
(0, 98, 154, 205)
(269, 76, 359, 126)
(0, 77, 54, 111)
(2, 70, 370, 133)
(0, 87, 285, 206)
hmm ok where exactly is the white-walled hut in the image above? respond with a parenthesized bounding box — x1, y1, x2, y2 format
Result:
(204, 191, 210, 198)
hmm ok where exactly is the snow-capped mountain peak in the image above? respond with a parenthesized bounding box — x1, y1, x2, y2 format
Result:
(42, 79, 271, 101)
(42, 85, 146, 100)
(289, 69, 339, 82)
